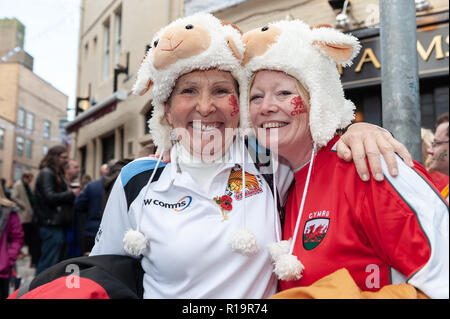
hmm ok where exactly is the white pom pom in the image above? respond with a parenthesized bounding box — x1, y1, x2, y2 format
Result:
(267, 240, 291, 263)
(123, 229, 148, 256)
(274, 254, 304, 281)
(229, 228, 258, 256)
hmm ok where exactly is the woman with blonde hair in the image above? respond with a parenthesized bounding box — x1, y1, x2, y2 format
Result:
(243, 19, 448, 298)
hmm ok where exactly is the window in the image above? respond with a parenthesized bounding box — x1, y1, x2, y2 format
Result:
(26, 112, 34, 131)
(103, 21, 110, 79)
(0, 128, 4, 149)
(17, 108, 25, 127)
(128, 141, 133, 156)
(114, 9, 122, 66)
(79, 146, 87, 176)
(25, 139, 33, 158)
(102, 134, 115, 164)
(16, 136, 24, 156)
(43, 145, 49, 156)
(84, 42, 89, 60)
(144, 107, 152, 134)
(13, 164, 22, 182)
(44, 120, 51, 138)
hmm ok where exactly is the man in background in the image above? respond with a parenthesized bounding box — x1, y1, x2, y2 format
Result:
(61, 159, 81, 259)
(427, 112, 449, 201)
(34, 146, 77, 274)
(74, 163, 111, 255)
(64, 159, 81, 185)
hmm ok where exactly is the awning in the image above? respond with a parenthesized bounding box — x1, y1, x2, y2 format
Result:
(65, 90, 128, 134)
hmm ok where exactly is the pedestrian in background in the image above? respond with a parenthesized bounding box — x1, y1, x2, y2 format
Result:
(80, 174, 92, 191)
(74, 164, 110, 255)
(34, 145, 79, 275)
(427, 112, 449, 200)
(61, 159, 82, 260)
(11, 172, 34, 260)
(0, 182, 23, 299)
(100, 159, 133, 215)
(64, 159, 81, 186)
(0, 179, 12, 200)
(100, 163, 110, 177)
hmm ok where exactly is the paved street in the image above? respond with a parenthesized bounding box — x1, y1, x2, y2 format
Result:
(8, 246, 36, 297)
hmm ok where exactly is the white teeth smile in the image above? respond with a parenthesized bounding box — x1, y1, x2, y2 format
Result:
(192, 122, 221, 131)
(262, 122, 288, 129)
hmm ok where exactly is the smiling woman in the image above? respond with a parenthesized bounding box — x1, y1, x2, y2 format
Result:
(243, 18, 449, 298)
(10, 10, 438, 301)
(165, 69, 240, 159)
(249, 70, 313, 170)
(90, 12, 293, 299)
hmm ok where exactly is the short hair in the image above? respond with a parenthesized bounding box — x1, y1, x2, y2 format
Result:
(22, 172, 33, 179)
(436, 112, 449, 137)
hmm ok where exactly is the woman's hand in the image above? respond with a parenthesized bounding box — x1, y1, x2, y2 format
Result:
(336, 123, 414, 182)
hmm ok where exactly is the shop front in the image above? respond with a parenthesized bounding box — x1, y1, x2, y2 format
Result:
(341, 13, 448, 129)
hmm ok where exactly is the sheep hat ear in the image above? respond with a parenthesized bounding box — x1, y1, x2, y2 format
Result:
(241, 19, 361, 147)
(132, 12, 248, 150)
(310, 24, 361, 67)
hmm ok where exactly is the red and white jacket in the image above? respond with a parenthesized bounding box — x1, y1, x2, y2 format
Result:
(281, 137, 449, 299)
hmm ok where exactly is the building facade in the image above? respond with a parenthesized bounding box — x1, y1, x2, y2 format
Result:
(213, 0, 449, 129)
(68, 0, 448, 178)
(0, 18, 68, 186)
(66, 0, 184, 179)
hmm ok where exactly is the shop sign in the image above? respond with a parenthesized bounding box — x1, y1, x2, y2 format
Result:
(340, 24, 449, 88)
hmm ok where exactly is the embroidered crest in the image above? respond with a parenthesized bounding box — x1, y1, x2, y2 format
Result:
(303, 218, 329, 250)
(225, 168, 263, 201)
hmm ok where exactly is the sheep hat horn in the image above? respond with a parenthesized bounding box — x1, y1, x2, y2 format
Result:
(132, 12, 250, 150)
(241, 19, 361, 147)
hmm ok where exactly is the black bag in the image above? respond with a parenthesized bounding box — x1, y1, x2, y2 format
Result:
(11, 255, 144, 299)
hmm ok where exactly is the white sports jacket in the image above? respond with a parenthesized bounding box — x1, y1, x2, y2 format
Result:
(91, 138, 293, 298)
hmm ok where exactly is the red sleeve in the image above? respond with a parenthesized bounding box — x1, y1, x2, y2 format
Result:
(358, 179, 431, 278)
(355, 156, 449, 299)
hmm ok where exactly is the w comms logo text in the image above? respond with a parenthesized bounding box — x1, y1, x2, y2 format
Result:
(144, 196, 192, 212)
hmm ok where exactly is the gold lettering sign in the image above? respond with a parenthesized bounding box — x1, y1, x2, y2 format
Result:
(446, 35, 449, 57)
(336, 28, 448, 84)
(417, 35, 444, 61)
(354, 48, 381, 73)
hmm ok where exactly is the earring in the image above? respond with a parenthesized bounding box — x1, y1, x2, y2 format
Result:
(169, 128, 178, 141)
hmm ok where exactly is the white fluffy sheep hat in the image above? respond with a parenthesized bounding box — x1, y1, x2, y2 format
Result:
(241, 19, 361, 280)
(241, 19, 361, 147)
(132, 12, 250, 150)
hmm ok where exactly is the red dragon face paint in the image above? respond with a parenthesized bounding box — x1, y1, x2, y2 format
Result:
(229, 94, 239, 117)
(290, 96, 306, 116)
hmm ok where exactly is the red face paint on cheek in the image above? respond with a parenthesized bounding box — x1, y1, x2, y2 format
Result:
(229, 95, 239, 117)
(290, 96, 306, 116)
